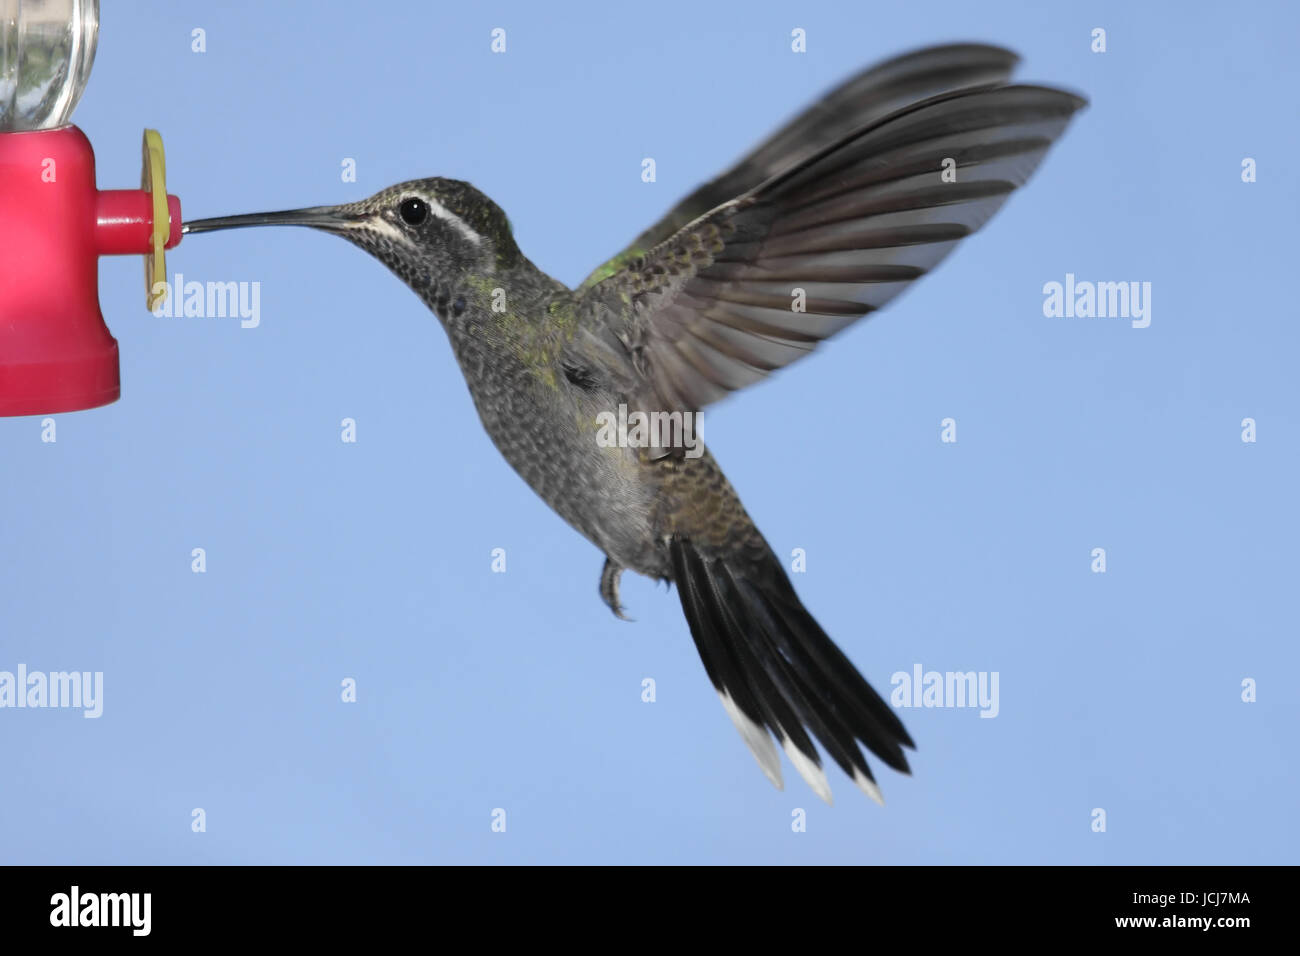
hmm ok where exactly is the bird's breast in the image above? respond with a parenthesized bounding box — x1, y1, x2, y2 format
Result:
(449, 332, 666, 574)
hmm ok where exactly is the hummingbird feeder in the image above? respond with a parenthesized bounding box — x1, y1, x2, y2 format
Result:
(0, 0, 183, 416)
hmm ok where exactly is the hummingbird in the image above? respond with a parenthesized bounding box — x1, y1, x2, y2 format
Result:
(184, 44, 1084, 805)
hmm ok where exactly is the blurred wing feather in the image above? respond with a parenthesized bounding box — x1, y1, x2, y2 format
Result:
(573, 82, 1086, 415)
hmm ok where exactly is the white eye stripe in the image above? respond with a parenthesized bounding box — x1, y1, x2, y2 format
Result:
(342, 193, 486, 248)
(419, 196, 483, 246)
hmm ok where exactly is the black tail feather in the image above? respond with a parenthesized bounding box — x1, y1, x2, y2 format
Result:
(670, 536, 913, 804)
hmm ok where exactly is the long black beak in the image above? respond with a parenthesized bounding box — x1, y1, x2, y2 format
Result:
(181, 205, 353, 235)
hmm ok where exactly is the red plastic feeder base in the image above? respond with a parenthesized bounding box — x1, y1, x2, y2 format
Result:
(0, 125, 180, 416)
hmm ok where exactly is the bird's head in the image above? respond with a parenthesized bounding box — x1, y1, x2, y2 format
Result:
(183, 177, 523, 321)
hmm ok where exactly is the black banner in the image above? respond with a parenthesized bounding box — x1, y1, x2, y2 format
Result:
(0, 865, 1275, 941)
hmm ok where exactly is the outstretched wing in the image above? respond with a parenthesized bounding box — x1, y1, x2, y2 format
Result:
(572, 81, 1085, 413)
(578, 43, 1022, 290)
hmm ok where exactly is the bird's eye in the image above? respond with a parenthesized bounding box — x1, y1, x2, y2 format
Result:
(398, 197, 429, 226)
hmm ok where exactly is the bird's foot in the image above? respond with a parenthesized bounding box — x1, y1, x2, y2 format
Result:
(600, 557, 632, 621)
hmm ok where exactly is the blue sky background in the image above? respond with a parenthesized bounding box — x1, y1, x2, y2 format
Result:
(2, 0, 1296, 864)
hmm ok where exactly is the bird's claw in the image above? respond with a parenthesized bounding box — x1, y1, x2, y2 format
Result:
(600, 558, 633, 621)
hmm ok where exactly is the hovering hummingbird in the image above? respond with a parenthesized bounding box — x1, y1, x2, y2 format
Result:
(184, 44, 1084, 805)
